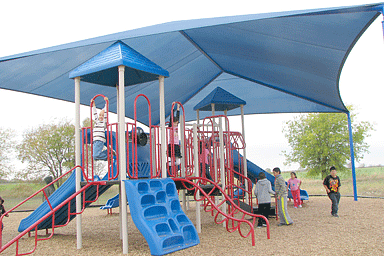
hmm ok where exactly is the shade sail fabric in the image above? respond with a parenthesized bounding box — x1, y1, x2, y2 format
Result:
(0, 3, 382, 126)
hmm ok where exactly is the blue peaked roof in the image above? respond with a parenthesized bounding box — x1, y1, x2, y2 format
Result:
(69, 41, 169, 86)
(193, 87, 246, 111)
(0, 3, 383, 125)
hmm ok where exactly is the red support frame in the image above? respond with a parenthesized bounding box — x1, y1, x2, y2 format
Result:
(173, 177, 270, 246)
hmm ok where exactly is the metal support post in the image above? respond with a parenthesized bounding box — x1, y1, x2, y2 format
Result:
(118, 65, 129, 254)
(159, 76, 167, 178)
(74, 77, 82, 249)
(193, 123, 201, 233)
(347, 112, 358, 201)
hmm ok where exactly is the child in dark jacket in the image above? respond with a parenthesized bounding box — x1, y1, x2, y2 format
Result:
(0, 196, 9, 230)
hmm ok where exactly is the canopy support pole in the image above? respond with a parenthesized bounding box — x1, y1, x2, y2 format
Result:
(116, 85, 123, 240)
(159, 76, 167, 178)
(74, 77, 82, 250)
(219, 117, 226, 227)
(180, 113, 187, 211)
(381, 9, 384, 39)
(240, 105, 248, 202)
(347, 112, 358, 201)
(193, 123, 201, 233)
(196, 109, 200, 125)
(118, 65, 129, 254)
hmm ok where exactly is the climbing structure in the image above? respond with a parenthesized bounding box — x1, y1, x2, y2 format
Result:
(0, 40, 271, 256)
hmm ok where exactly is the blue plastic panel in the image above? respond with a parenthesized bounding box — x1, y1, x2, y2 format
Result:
(124, 178, 199, 255)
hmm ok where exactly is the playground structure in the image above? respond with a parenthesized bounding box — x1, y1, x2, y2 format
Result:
(0, 3, 383, 255)
(0, 40, 273, 255)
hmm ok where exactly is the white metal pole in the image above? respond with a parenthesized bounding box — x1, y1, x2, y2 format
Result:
(118, 65, 129, 254)
(180, 113, 186, 177)
(196, 109, 200, 125)
(240, 105, 248, 202)
(193, 123, 201, 233)
(212, 103, 217, 183)
(180, 113, 187, 211)
(159, 76, 167, 178)
(116, 84, 122, 240)
(219, 117, 226, 225)
(74, 77, 82, 249)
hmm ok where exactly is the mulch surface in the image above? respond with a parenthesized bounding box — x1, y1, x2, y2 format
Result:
(1, 196, 383, 255)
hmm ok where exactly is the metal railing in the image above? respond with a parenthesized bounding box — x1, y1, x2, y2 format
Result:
(0, 166, 107, 255)
(173, 177, 270, 246)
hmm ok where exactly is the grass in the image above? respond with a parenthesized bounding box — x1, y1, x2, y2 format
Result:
(0, 181, 121, 211)
(1, 166, 383, 212)
(281, 166, 384, 197)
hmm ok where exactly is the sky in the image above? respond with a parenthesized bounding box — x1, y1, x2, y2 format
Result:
(0, 0, 383, 172)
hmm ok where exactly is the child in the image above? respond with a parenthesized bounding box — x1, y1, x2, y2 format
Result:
(42, 176, 56, 202)
(92, 97, 109, 161)
(0, 196, 9, 230)
(287, 172, 302, 208)
(167, 104, 182, 174)
(323, 166, 341, 217)
(253, 172, 275, 227)
(198, 141, 213, 181)
(273, 167, 293, 226)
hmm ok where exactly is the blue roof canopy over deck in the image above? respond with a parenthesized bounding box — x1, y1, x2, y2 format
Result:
(194, 87, 246, 112)
(0, 3, 383, 126)
(69, 41, 169, 87)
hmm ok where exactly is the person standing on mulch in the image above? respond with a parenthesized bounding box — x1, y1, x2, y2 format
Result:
(0, 196, 9, 230)
(254, 172, 275, 227)
(42, 176, 56, 202)
(273, 167, 293, 226)
(323, 166, 341, 217)
(287, 172, 302, 208)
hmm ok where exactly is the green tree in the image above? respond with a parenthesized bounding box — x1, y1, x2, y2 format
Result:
(283, 106, 373, 179)
(0, 127, 15, 179)
(17, 120, 75, 185)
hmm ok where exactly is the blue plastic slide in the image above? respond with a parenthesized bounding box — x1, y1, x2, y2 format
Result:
(124, 178, 200, 256)
(100, 193, 130, 211)
(232, 149, 275, 189)
(232, 149, 309, 202)
(18, 170, 114, 232)
(100, 194, 120, 210)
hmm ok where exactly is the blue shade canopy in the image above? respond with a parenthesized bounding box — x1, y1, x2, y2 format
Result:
(193, 87, 246, 111)
(0, 3, 383, 126)
(69, 40, 169, 87)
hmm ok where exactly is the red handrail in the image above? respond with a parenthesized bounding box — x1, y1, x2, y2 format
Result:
(1, 181, 105, 255)
(133, 94, 152, 179)
(173, 177, 270, 246)
(0, 165, 93, 255)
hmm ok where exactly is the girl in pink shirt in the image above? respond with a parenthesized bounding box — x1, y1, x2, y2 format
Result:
(287, 172, 302, 208)
(198, 141, 213, 181)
